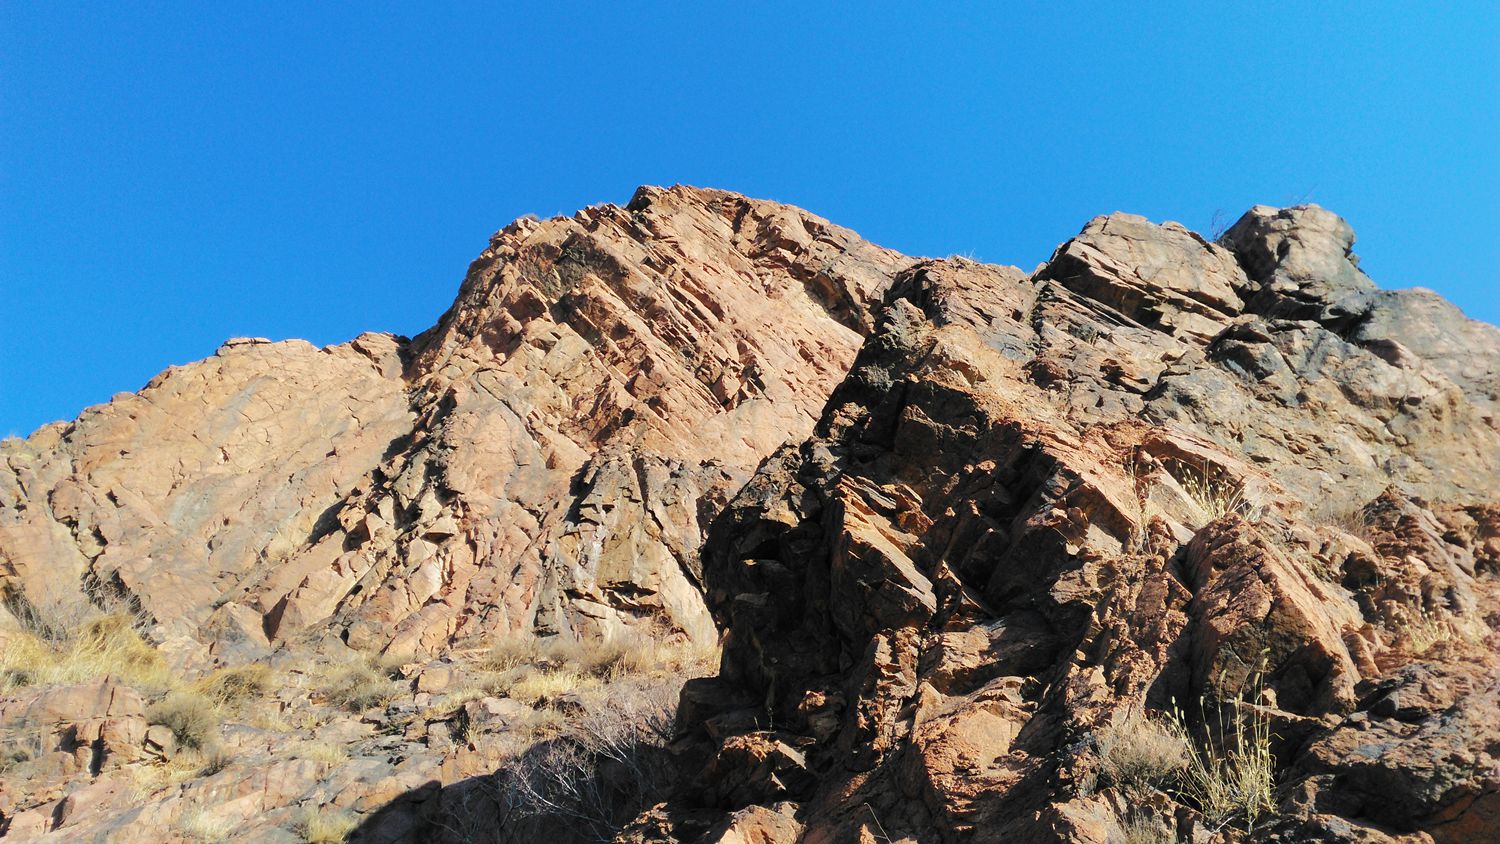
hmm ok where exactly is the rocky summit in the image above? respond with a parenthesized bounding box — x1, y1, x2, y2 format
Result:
(1, 188, 1496, 843)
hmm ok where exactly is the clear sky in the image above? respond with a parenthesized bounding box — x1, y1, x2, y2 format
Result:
(3, 3, 1497, 438)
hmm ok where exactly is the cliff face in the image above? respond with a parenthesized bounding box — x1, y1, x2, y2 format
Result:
(1, 190, 1497, 843)
(645, 206, 1500, 843)
(1, 186, 903, 667)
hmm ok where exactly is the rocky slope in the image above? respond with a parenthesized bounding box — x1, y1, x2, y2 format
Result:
(1, 190, 1496, 842)
(630, 206, 1500, 844)
(1, 185, 902, 668)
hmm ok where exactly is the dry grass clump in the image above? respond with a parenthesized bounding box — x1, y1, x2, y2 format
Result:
(480, 633, 718, 706)
(294, 805, 359, 843)
(486, 633, 717, 678)
(1164, 703, 1276, 831)
(193, 662, 273, 710)
(147, 690, 220, 750)
(1396, 605, 1489, 655)
(1096, 710, 1190, 791)
(1122, 815, 1172, 844)
(317, 653, 403, 712)
(0, 612, 171, 695)
(178, 805, 237, 842)
(483, 637, 539, 672)
(291, 740, 349, 766)
(129, 746, 230, 799)
(1095, 699, 1276, 832)
(1170, 460, 1252, 521)
(500, 666, 594, 706)
(250, 709, 296, 733)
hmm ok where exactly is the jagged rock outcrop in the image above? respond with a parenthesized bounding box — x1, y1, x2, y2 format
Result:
(650, 205, 1500, 843)
(0, 190, 1495, 842)
(1, 186, 904, 667)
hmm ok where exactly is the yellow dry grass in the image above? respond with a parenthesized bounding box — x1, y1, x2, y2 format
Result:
(1096, 709, 1190, 790)
(178, 805, 237, 843)
(294, 805, 359, 843)
(291, 740, 349, 766)
(0, 613, 171, 696)
(1164, 703, 1276, 831)
(1398, 606, 1489, 656)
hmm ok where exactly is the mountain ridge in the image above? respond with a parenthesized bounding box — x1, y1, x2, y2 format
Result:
(1, 187, 1496, 842)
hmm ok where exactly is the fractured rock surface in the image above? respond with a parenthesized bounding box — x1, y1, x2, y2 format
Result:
(1, 190, 1497, 842)
(1, 185, 904, 667)
(653, 205, 1500, 843)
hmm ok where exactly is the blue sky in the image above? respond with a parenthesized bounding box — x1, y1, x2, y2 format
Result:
(3, 3, 1497, 437)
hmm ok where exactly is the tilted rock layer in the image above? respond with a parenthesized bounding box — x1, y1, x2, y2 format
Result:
(1, 186, 902, 668)
(644, 204, 1500, 844)
(1, 189, 1497, 843)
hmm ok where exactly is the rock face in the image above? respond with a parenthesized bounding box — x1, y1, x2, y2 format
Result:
(1, 191, 1497, 842)
(656, 206, 1500, 842)
(1, 185, 904, 667)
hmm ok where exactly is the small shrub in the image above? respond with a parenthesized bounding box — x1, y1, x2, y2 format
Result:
(194, 662, 273, 709)
(147, 690, 220, 750)
(1096, 710, 1190, 791)
(295, 805, 359, 844)
(179, 806, 236, 842)
(318, 656, 402, 712)
(488, 687, 678, 843)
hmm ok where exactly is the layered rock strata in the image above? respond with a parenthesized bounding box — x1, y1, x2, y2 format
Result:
(647, 205, 1500, 843)
(0, 186, 904, 666)
(1, 191, 1496, 843)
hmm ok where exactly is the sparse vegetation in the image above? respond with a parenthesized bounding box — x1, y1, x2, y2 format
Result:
(479, 633, 717, 708)
(1396, 605, 1488, 655)
(1094, 693, 1276, 834)
(0, 611, 170, 695)
(317, 653, 403, 712)
(1164, 702, 1276, 831)
(295, 805, 359, 843)
(1321, 500, 1376, 540)
(487, 685, 680, 843)
(129, 746, 231, 800)
(499, 665, 593, 705)
(292, 740, 350, 766)
(147, 690, 220, 750)
(1171, 459, 1253, 521)
(1122, 814, 1172, 844)
(194, 662, 273, 710)
(1096, 709, 1190, 791)
(179, 805, 236, 842)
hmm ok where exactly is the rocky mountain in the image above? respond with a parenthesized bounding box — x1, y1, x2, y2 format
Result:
(1, 186, 900, 667)
(1, 189, 1496, 843)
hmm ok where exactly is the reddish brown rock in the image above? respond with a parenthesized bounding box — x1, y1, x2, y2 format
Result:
(1, 190, 1496, 843)
(658, 203, 1499, 843)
